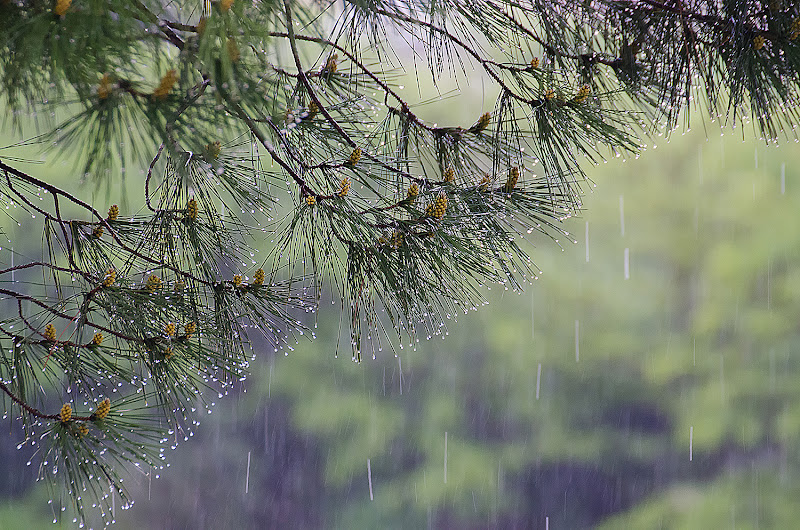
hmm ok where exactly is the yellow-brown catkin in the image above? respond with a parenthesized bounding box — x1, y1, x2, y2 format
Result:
(77, 423, 89, 438)
(165, 347, 174, 359)
(92, 332, 103, 346)
(574, 84, 590, 104)
(98, 74, 112, 100)
(308, 101, 319, 119)
(337, 177, 351, 197)
(233, 274, 243, 287)
(60, 403, 72, 423)
(472, 112, 491, 133)
(173, 280, 185, 293)
(44, 323, 57, 342)
(407, 183, 419, 202)
(530, 57, 540, 69)
(544, 88, 556, 100)
(791, 19, 800, 40)
(102, 268, 116, 287)
(753, 35, 766, 50)
(93, 398, 111, 421)
(153, 69, 178, 100)
(305, 195, 316, 206)
(390, 230, 403, 249)
(443, 167, 455, 183)
(503, 167, 519, 193)
(253, 268, 265, 286)
(186, 198, 198, 220)
(165, 322, 176, 336)
(54, 0, 71, 16)
(322, 53, 338, 74)
(206, 141, 221, 159)
(146, 274, 162, 292)
(478, 174, 491, 191)
(227, 37, 240, 63)
(184, 322, 197, 339)
(92, 226, 104, 239)
(425, 192, 448, 220)
(220, 0, 233, 12)
(108, 204, 119, 221)
(347, 147, 362, 167)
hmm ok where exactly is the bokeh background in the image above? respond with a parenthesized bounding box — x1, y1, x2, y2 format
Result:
(3, 63, 800, 528)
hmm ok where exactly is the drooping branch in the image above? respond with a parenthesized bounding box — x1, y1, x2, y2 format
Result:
(0, 381, 91, 421)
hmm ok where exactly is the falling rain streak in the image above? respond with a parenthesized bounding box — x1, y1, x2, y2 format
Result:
(245, 451, 251, 494)
(624, 248, 630, 279)
(689, 426, 693, 461)
(444, 432, 448, 484)
(398, 357, 403, 396)
(781, 163, 786, 195)
(536, 363, 542, 400)
(585, 221, 590, 262)
(367, 459, 374, 501)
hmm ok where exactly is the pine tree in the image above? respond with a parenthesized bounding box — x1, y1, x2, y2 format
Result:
(1, 0, 799, 523)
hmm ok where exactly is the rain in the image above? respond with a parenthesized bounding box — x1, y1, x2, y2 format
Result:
(2, 0, 800, 528)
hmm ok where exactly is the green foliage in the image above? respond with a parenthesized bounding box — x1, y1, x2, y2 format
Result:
(237, 131, 800, 527)
(2, 0, 800, 525)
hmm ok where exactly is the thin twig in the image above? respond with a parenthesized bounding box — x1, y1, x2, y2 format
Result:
(144, 143, 165, 212)
(0, 381, 91, 421)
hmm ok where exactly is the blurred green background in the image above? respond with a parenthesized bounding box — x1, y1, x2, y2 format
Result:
(3, 97, 800, 527)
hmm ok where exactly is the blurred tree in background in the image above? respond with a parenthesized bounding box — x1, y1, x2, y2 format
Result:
(5, 130, 794, 529)
(2, 0, 800, 525)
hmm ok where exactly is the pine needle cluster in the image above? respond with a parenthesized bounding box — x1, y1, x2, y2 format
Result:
(1, 0, 799, 523)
